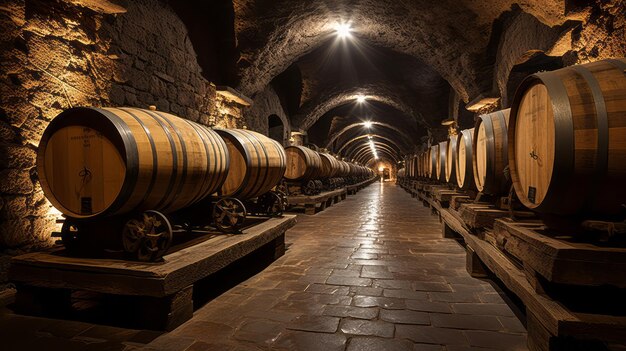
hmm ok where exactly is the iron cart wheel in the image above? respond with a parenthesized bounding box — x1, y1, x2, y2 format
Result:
(60, 219, 82, 252)
(302, 180, 317, 195)
(258, 191, 284, 217)
(213, 197, 246, 233)
(122, 210, 173, 262)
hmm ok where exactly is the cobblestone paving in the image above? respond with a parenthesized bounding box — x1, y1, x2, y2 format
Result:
(146, 182, 528, 350)
(0, 182, 528, 350)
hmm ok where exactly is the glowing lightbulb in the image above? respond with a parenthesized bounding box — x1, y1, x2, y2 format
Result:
(335, 22, 352, 38)
(363, 121, 372, 128)
(356, 95, 366, 103)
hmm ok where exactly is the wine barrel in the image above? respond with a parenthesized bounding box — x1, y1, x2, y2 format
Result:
(436, 141, 448, 182)
(445, 134, 458, 183)
(455, 128, 475, 190)
(429, 144, 439, 180)
(473, 109, 510, 194)
(37, 107, 229, 219)
(318, 152, 341, 178)
(284, 145, 323, 181)
(338, 160, 351, 177)
(216, 129, 286, 199)
(509, 58, 626, 215)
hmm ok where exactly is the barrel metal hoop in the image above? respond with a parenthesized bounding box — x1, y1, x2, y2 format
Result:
(94, 108, 139, 216)
(143, 109, 179, 211)
(480, 116, 496, 192)
(605, 58, 626, 71)
(538, 72, 575, 211)
(571, 66, 609, 211)
(118, 108, 159, 211)
(155, 111, 189, 212)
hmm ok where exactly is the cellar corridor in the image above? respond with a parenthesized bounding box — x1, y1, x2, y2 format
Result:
(0, 182, 527, 350)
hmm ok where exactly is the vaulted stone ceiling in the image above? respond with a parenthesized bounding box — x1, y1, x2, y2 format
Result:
(178, 0, 624, 165)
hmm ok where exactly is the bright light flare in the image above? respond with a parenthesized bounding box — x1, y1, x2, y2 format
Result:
(335, 22, 353, 38)
(378, 166, 384, 172)
(363, 121, 372, 128)
(356, 95, 366, 103)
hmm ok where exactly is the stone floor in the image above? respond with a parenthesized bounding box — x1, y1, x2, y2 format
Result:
(0, 181, 528, 350)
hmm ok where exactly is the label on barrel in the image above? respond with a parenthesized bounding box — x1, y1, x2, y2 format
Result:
(527, 186, 536, 204)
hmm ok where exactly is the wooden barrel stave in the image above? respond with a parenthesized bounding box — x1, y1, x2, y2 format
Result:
(509, 58, 626, 215)
(436, 141, 448, 182)
(446, 134, 458, 183)
(216, 129, 286, 199)
(473, 109, 510, 195)
(37, 107, 229, 219)
(455, 128, 475, 190)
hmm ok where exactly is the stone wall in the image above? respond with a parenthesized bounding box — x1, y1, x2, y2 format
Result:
(244, 86, 291, 146)
(0, 0, 244, 249)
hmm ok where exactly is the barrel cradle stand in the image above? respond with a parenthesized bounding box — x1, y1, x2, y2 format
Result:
(417, 185, 626, 350)
(346, 176, 378, 195)
(9, 215, 297, 331)
(286, 187, 348, 215)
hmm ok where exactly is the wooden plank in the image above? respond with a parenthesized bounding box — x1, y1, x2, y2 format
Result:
(10, 215, 296, 297)
(439, 209, 626, 345)
(494, 218, 626, 288)
(458, 202, 510, 229)
(287, 188, 346, 205)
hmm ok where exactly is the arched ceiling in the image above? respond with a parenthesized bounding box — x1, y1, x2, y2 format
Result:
(221, 0, 576, 163)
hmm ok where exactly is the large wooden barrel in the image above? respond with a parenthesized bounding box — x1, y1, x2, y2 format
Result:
(37, 107, 229, 219)
(216, 129, 286, 199)
(509, 58, 626, 215)
(429, 144, 439, 180)
(338, 160, 351, 177)
(445, 134, 458, 183)
(455, 128, 475, 190)
(473, 109, 510, 194)
(436, 141, 448, 182)
(318, 152, 341, 178)
(284, 145, 323, 181)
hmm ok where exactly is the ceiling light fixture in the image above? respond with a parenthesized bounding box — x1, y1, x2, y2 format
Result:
(356, 95, 366, 103)
(363, 121, 372, 129)
(335, 22, 352, 39)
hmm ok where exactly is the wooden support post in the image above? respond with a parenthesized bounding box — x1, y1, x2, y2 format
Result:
(139, 285, 194, 331)
(442, 221, 457, 239)
(466, 245, 489, 278)
(304, 204, 316, 215)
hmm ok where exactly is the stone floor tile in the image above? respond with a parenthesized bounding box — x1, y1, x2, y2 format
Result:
(464, 330, 529, 350)
(413, 282, 453, 292)
(395, 325, 468, 345)
(173, 321, 234, 343)
(305, 283, 351, 295)
(428, 292, 482, 303)
(353, 295, 406, 309)
(497, 316, 527, 333)
(273, 331, 347, 351)
(347, 336, 415, 351)
(323, 305, 379, 319)
(413, 344, 445, 351)
(326, 276, 373, 287)
(232, 319, 284, 345)
(405, 300, 453, 313)
(451, 303, 516, 317)
(286, 315, 340, 333)
(361, 266, 395, 279)
(430, 314, 502, 331)
(373, 279, 414, 290)
(339, 319, 395, 338)
(350, 286, 384, 296)
(383, 289, 429, 300)
(380, 309, 430, 324)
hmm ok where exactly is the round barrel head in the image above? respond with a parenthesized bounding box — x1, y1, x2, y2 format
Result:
(514, 83, 555, 207)
(42, 126, 126, 216)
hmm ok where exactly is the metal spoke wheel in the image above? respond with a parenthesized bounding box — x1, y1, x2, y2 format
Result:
(303, 180, 316, 195)
(122, 210, 173, 262)
(61, 219, 82, 252)
(258, 192, 284, 217)
(213, 197, 246, 233)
